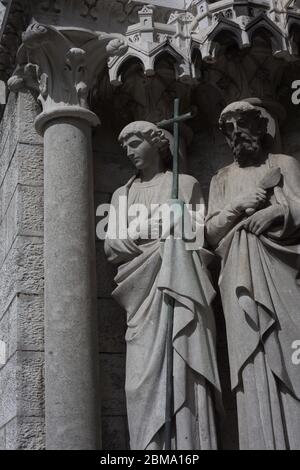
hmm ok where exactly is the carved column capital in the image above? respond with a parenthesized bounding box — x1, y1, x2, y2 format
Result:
(8, 22, 128, 134)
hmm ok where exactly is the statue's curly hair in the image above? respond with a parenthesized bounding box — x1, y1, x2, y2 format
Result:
(119, 121, 172, 169)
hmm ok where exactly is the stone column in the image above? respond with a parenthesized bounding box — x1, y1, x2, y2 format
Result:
(43, 115, 100, 450)
(8, 23, 127, 450)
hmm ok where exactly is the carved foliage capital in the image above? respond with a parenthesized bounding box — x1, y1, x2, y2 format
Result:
(8, 22, 128, 127)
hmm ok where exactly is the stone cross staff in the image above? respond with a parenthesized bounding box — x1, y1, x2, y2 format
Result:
(157, 98, 195, 450)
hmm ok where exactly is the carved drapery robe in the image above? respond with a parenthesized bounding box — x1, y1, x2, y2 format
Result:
(206, 154, 300, 450)
(105, 171, 221, 450)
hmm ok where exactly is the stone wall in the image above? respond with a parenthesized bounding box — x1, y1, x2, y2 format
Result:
(0, 91, 45, 450)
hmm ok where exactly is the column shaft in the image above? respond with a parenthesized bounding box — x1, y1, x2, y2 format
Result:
(43, 117, 100, 450)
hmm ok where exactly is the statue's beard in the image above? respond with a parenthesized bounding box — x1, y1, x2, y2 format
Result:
(231, 134, 261, 166)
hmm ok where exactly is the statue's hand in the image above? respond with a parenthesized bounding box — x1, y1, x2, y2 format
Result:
(243, 205, 285, 236)
(232, 188, 267, 214)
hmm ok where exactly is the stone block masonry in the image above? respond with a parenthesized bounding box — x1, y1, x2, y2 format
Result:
(0, 90, 45, 450)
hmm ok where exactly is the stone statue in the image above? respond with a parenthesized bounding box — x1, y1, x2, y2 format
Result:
(104, 121, 221, 450)
(206, 99, 300, 450)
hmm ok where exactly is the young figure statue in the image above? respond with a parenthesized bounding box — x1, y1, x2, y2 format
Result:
(206, 99, 300, 450)
(105, 121, 221, 450)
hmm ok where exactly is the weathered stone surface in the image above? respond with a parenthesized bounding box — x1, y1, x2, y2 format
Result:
(0, 84, 45, 450)
(0, 92, 17, 150)
(0, 144, 44, 231)
(0, 94, 17, 186)
(0, 354, 17, 428)
(98, 299, 126, 354)
(0, 92, 42, 196)
(43, 119, 100, 450)
(0, 426, 5, 450)
(0, 219, 4, 268)
(17, 294, 44, 352)
(16, 92, 43, 146)
(0, 350, 45, 430)
(0, 185, 43, 266)
(0, 183, 3, 227)
(0, 337, 6, 367)
(16, 238, 43, 297)
(100, 353, 126, 416)
(0, 150, 18, 222)
(16, 143, 44, 186)
(0, 236, 44, 315)
(0, 310, 10, 357)
(16, 351, 45, 417)
(102, 416, 128, 451)
(0, 93, 41, 193)
(17, 185, 44, 237)
(4, 187, 18, 259)
(0, 137, 14, 199)
(0, 295, 44, 361)
(5, 417, 45, 450)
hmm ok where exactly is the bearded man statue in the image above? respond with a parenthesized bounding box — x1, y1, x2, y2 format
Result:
(206, 99, 300, 450)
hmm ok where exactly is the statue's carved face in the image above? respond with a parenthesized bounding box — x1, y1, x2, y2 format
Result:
(221, 109, 267, 166)
(123, 134, 158, 170)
